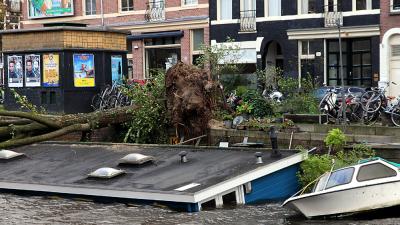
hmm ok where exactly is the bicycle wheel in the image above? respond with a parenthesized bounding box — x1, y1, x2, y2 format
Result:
(391, 105, 400, 127)
(360, 91, 382, 113)
(347, 102, 363, 123)
(91, 94, 102, 111)
(363, 110, 380, 126)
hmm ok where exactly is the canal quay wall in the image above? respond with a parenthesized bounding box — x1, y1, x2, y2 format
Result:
(54, 123, 400, 149)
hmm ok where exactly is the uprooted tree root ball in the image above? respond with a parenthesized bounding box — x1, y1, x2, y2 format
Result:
(166, 62, 213, 138)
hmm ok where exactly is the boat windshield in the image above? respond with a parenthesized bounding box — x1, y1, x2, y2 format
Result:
(325, 167, 355, 189)
(313, 173, 329, 192)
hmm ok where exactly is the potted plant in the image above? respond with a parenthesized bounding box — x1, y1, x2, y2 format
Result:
(236, 101, 254, 120)
(247, 118, 262, 131)
(280, 119, 300, 133)
(223, 114, 233, 129)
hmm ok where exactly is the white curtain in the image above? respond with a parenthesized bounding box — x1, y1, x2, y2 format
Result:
(268, 0, 281, 16)
(302, 0, 309, 14)
(220, 0, 232, 20)
(243, 0, 256, 11)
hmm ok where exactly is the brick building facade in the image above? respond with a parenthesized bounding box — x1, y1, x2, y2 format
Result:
(380, 0, 400, 97)
(21, 0, 209, 80)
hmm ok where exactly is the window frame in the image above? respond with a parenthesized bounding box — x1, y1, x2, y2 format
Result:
(265, 0, 282, 17)
(325, 167, 355, 189)
(182, 0, 198, 7)
(191, 29, 205, 55)
(120, 0, 134, 12)
(217, 0, 233, 20)
(84, 0, 97, 16)
(391, 0, 400, 12)
(352, 0, 372, 11)
(298, 0, 318, 15)
(324, 0, 343, 12)
(356, 163, 398, 182)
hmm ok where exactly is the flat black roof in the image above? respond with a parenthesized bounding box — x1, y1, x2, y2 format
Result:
(0, 143, 299, 202)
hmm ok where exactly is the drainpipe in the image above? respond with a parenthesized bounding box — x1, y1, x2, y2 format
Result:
(100, 0, 104, 27)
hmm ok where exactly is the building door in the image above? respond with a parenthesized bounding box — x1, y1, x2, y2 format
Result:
(390, 45, 400, 97)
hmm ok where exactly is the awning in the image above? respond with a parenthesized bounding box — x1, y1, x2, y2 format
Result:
(127, 31, 184, 41)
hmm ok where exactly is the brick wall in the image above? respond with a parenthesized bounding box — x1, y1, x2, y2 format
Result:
(2, 30, 127, 51)
(131, 40, 144, 79)
(380, 0, 400, 40)
(22, 0, 209, 28)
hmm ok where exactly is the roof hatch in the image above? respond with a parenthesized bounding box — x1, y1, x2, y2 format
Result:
(119, 153, 155, 165)
(88, 167, 125, 179)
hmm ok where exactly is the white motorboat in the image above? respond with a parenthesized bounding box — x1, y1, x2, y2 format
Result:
(282, 157, 400, 218)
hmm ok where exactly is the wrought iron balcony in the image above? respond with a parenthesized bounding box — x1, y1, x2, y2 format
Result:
(324, 11, 343, 28)
(145, 1, 165, 22)
(240, 10, 256, 32)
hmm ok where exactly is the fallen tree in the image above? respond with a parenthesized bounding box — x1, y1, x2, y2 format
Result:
(0, 105, 137, 149)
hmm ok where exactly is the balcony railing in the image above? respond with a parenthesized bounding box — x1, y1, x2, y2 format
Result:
(240, 10, 256, 32)
(324, 11, 343, 28)
(145, 1, 165, 22)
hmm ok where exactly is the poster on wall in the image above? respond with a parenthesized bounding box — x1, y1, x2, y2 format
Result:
(7, 55, 23, 88)
(28, 0, 74, 19)
(73, 54, 95, 87)
(111, 55, 123, 83)
(43, 53, 60, 87)
(25, 54, 41, 87)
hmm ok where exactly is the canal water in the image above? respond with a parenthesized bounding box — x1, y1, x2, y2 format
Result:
(1, 193, 400, 225)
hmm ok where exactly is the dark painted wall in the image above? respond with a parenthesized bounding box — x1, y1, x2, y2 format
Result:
(4, 50, 128, 114)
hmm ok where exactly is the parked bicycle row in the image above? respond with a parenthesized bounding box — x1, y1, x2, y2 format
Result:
(91, 82, 133, 111)
(319, 82, 400, 126)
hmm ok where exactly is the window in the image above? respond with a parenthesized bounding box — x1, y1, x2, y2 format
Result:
(325, 167, 354, 189)
(183, 0, 198, 6)
(242, 0, 256, 11)
(353, 0, 371, 11)
(121, 0, 134, 11)
(300, 0, 317, 14)
(325, 0, 342, 12)
(267, 0, 281, 16)
(357, 163, 397, 182)
(392, 0, 400, 12)
(299, 40, 316, 81)
(327, 38, 372, 86)
(192, 29, 204, 64)
(85, 0, 96, 15)
(192, 29, 204, 52)
(219, 0, 232, 20)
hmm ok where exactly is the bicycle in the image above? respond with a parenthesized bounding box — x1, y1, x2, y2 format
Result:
(319, 87, 364, 124)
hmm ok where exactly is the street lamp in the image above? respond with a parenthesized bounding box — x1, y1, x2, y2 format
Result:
(325, 8, 345, 124)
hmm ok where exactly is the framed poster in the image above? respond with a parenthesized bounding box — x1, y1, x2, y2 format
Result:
(111, 55, 123, 83)
(73, 54, 95, 87)
(28, 0, 74, 19)
(25, 54, 41, 87)
(43, 53, 60, 87)
(7, 55, 23, 88)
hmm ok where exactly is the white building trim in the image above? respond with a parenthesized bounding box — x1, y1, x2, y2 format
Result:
(380, 28, 400, 89)
(287, 25, 380, 40)
(210, 9, 380, 25)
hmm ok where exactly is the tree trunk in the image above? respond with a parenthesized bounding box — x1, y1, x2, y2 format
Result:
(0, 105, 139, 149)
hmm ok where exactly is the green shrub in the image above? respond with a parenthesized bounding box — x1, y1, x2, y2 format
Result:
(297, 154, 332, 189)
(281, 93, 319, 114)
(297, 143, 375, 189)
(121, 71, 168, 144)
(324, 128, 346, 152)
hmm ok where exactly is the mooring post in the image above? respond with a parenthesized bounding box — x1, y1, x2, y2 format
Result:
(268, 125, 281, 158)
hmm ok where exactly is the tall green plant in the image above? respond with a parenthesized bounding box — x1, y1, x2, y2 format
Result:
(324, 128, 346, 152)
(297, 143, 376, 189)
(195, 37, 240, 81)
(121, 72, 167, 144)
